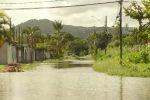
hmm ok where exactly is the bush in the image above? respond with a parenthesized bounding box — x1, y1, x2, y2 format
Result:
(139, 50, 149, 63)
(127, 48, 150, 64)
(109, 40, 120, 48)
(93, 55, 150, 77)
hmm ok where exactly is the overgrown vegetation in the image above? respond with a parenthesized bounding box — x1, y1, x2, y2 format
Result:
(93, 47, 150, 77)
(93, 1, 150, 77)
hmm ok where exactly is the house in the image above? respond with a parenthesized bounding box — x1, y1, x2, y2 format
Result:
(0, 42, 17, 64)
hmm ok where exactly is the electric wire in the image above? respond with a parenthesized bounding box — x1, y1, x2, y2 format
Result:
(0, 1, 120, 10)
(0, 0, 64, 5)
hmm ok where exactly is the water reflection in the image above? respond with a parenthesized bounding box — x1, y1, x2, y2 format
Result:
(0, 65, 150, 100)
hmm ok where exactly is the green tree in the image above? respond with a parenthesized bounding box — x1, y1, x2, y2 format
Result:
(87, 32, 98, 56)
(87, 32, 112, 55)
(47, 33, 63, 58)
(52, 20, 63, 33)
(69, 38, 89, 56)
(124, 1, 145, 30)
(22, 26, 42, 62)
(96, 32, 112, 55)
(60, 32, 74, 56)
(123, 34, 136, 46)
(47, 32, 75, 58)
(50, 20, 64, 58)
(0, 12, 9, 47)
(22, 26, 41, 46)
(124, 1, 150, 44)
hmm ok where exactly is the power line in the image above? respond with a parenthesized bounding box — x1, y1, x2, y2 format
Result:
(0, 0, 64, 5)
(0, 1, 120, 11)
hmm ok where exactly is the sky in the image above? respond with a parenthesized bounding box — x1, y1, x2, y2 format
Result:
(0, 0, 139, 27)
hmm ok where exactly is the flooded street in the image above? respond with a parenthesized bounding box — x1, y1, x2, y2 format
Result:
(0, 64, 150, 100)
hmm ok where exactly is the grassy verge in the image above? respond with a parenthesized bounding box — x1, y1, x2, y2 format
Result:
(20, 63, 39, 71)
(0, 65, 5, 72)
(93, 56, 150, 77)
(93, 46, 150, 77)
(0, 62, 39, 72)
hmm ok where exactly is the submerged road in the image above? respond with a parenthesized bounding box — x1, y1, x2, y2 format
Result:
(0, 63, 150, 100)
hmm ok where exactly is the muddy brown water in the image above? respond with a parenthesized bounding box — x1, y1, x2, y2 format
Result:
(0, 63, 150, 100)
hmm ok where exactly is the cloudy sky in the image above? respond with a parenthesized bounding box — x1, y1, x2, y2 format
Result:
(0, 0, 139, 27)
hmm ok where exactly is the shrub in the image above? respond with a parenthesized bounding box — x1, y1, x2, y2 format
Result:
(127, 47, 150, 64)
(139, 50, 149, 63)
(109, 40, 120, 47)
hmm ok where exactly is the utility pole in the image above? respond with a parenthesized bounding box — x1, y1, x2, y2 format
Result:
(105, 16, 108, 33)
(15, 29, 18, 43)
(12, 24, 15, 42)
(18, 26, 21, 46)
(104, 16, 108, 55)
(9, 18, 12, 41)
(21, 28, 23, 45)
(119, 0, 123, 65)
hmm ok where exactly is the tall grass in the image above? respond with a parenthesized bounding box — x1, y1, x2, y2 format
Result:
(93, 46, 150, 77)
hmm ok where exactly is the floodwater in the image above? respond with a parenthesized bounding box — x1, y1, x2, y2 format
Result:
(0, 64, 150, 100)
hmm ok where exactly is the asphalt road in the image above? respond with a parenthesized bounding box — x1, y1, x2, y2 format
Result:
(0, 64, 150, 100)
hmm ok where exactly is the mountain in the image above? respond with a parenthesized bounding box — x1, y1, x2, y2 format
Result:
(15, 19, 134, 38)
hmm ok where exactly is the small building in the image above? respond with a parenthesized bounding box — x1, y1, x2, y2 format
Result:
(16, 44, 35, 63)
(0, 42, 17, 64)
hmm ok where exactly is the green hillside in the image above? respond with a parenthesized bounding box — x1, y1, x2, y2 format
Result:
(15, 19, 134, 38)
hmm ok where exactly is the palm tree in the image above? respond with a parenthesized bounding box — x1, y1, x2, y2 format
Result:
(22, 26, 41, 62)
(52, 20, 63, 33)
(22, 26, 41, 46)
(51, 20, 64, 58)
(0, 11, 9, 47)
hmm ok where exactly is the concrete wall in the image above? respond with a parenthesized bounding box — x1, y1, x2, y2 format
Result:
(24, 47, 32, 63)
(0, 43, 8, 64)
(7, 44, 17, 64)
(18, 47, 35, 63)
(0, 42, 17, 64)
